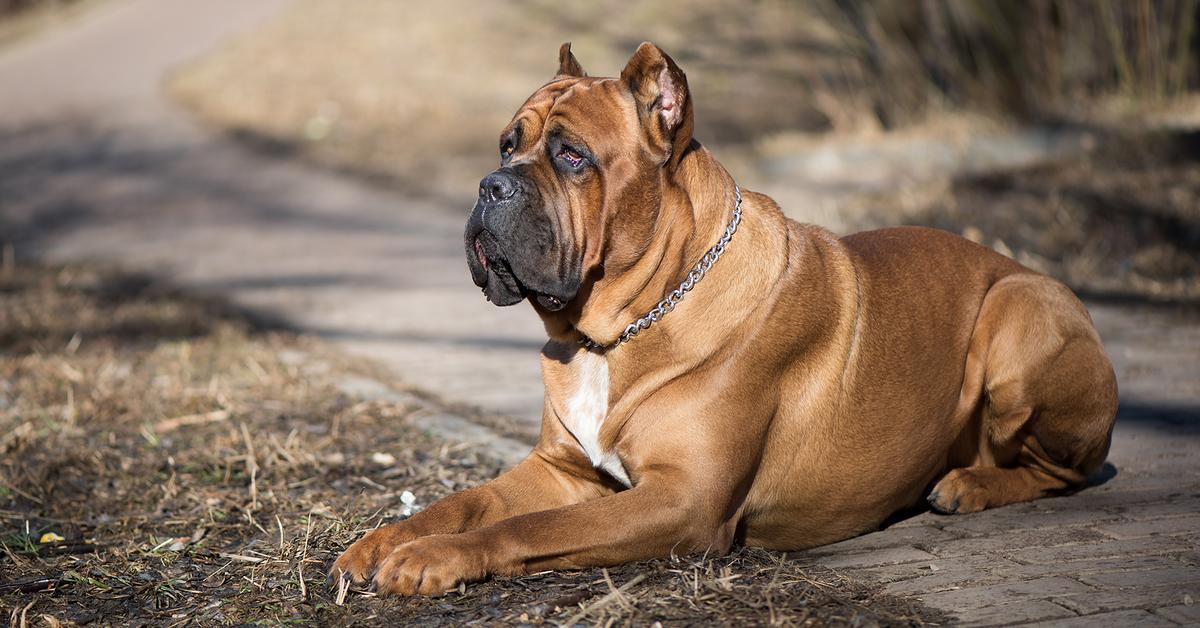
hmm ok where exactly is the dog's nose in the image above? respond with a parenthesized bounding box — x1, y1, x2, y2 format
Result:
(479, 172, 518, 203)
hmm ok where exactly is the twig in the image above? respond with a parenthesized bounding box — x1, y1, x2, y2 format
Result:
(355, 476, 388, 491)
(601, 568, 634, 611)
(154, 410, 230, 433)
(566, 574, 645, 625)
(335, 574, 351, 606)
(244, 356, 270, 383)
(0, 577, 61, 594)
(17, 599, 35, 628)
(298, 514, 312, 599)
(218, 553, 266, 564)
(239, 422, 258, 511)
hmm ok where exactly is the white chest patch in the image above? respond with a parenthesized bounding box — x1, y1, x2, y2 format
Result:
(563, 351, 631, 487)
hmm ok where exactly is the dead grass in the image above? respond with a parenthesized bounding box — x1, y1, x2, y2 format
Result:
(0, 262, 944, 626)
(165, 0, 1200, 304)
(166, 0, 856, 201)
(891, 129, 1200, 303)
(0, 0, 109, 50)
(167, 0, 1200, 205)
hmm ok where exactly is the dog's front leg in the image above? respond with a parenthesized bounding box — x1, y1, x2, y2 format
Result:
(331, 445, 613, 584)
(371, 468, 738, 595)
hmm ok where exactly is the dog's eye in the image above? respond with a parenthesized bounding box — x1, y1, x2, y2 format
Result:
(500, 141, 515, 159)
(557, 146, 585, 168)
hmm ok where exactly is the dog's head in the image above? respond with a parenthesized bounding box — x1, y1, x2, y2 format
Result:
(464, 42, 694, 317)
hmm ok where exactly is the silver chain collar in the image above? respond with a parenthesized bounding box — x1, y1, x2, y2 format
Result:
(580, 185, 743, 351)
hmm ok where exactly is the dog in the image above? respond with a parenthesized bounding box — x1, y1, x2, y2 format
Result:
(331, 42, 1118, 596)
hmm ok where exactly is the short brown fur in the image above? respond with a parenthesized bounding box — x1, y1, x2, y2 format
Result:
(332, 43, 1118, 596)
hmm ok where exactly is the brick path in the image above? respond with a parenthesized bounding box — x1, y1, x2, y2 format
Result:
(1, 2, 1197, 625)
(798, 304, 1200, 624)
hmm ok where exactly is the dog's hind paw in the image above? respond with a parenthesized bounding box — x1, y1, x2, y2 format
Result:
(927, 468, 990, 514)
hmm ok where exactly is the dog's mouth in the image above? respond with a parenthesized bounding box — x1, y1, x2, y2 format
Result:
(466, 228, 570, 312)
(473, 237, 488, 272)
(467, 228, 525, 306)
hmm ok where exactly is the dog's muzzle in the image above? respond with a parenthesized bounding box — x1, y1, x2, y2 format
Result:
(464, 170, 574, 310)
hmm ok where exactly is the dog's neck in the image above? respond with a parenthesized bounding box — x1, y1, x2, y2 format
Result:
(553, 145, 785, 366)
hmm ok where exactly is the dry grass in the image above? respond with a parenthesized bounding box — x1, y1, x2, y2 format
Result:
(165, 0, 870, 200)
(888, 129, 1200, 303)
(0, 0, 107, 50)
(167, 0, 1199, 203)
(165, 0, 1200, 304)
(0, 263, 944, 625)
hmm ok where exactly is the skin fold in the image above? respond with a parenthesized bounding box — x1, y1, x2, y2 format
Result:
(331, 42, 1118, 596)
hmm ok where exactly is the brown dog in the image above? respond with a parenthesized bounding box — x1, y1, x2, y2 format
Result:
(332, 42, 1118, 596)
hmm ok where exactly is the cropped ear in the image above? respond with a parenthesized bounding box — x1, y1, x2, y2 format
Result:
(556, 42, 587, 78)
(620, 42, 694, 167)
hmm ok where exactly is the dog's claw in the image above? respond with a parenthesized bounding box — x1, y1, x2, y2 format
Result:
(927, 488, 961, 514)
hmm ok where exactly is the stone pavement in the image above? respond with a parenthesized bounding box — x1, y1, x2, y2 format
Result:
(799, 403, 1200, 625)
(795, 303, 1200, 624)
(1, 2, 1198, 625)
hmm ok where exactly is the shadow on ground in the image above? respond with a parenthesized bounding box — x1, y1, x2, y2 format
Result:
(904, 128, 1200, 305)
(0, 120, 447, 260)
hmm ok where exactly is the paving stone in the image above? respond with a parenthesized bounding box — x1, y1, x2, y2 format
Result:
(1104, 492, 1200, 520)
(1023, 609, 1178, 627)
(876, 554, 1190, 597)
(1097, 515, 1200, 540)
(951, 600, 1076, 627)
(1079, 567, 1200, 589)
(862, 554, 1016, 586)
(939, 506, 1125, 535)
(1054, 583, 1200, 615)
(887, 511, 943, 529)
(918, 576, 1094, 612)
(813, 546, 937, 569)
(1008, 555, 1186, 579)
(1154, 602, 1200, 625)
(924, 527, 1109, 558)
(803, 525, 957, 556)
(885, 568, 1012, 596)
(1077, 477, 1197, 500)
(1005, 536, 1193, 564)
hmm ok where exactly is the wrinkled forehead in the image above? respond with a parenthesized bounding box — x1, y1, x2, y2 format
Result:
(505, 77, 635, 150)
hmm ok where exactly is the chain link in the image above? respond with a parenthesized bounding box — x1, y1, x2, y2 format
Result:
(581, 186, 742, 351)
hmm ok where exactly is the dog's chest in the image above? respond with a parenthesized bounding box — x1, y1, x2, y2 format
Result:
(562, 352, 631, 487)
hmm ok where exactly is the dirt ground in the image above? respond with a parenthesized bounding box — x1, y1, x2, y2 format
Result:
(853, 128, 1200, 303)
(0, 263, 944, 626)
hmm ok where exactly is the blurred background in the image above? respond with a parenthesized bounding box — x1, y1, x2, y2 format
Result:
(1, 0, 1198, 434)
(165, 0, 1200, 298)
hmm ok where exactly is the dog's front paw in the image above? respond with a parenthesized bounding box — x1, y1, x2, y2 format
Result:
(330, 522, 423, 585)
(374, 534, 488, 596)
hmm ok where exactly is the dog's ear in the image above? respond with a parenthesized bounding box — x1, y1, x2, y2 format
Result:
(556, 42, 587, 78)
(620, 42, 693, 167)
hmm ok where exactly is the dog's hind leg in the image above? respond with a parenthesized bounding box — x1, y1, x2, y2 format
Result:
(928, 274, 1118, 515)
